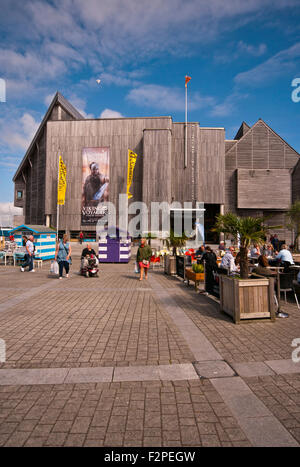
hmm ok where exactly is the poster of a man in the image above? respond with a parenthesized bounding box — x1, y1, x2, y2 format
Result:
(81, 147, 109, 225)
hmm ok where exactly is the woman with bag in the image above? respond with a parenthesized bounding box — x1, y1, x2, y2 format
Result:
(136, 238, 152, 281)
(55, 234, 72, 279)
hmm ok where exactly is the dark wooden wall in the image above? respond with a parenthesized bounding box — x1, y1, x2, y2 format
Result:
(14, 103, 77, 226)
(292, 160, 300, 203)
(197, 128, 225, 205)
(45, 118, 173, 231)
(237, 169, 291, 210)
(225, 119, 299, 243)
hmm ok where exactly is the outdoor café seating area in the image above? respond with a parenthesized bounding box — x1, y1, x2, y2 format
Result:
(0, 238, 26, 266)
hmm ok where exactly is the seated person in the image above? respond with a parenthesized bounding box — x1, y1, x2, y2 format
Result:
(250, 243, 261, 258)
(220, 247, 238, 274)
(276, 244, 294, 272)
(81, 243, 98, 269)
(195, 245, 205, 263)
(262, 243, 274, 258)
(218, 241, 225, 251)
(253, 255, 276, 277)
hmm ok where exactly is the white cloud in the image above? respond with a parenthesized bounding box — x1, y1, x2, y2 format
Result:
(1, 0, 298, 89)
(68, 94, 93, 118)
(44, 93, 55, 106)
(237, 41, 267, 57)
(235, 42, 300, 86)
(214, 41, 267, 64)
(127, 84, 215, 112)
(0, 202, 22, 227)
(100, 109, 124, 118)
(0, 112, 39, 152)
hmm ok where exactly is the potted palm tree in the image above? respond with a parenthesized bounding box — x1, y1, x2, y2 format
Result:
(163, 229, 188, 275)
(212, 213, 277, 323)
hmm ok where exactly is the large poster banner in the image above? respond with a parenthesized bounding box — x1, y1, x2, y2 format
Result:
(81, 147, 109, 225)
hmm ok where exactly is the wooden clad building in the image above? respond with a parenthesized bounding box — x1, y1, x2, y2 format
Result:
(13, 93, 299, 243)
(225, 119, 300, 244)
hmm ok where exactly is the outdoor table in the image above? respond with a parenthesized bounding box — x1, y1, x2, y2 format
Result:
(3, 252, 15, 266)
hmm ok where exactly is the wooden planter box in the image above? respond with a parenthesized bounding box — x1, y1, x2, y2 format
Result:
(185, 267, 205, 291)
(219, 275, 276, 324)
(164, 255, 177, 275)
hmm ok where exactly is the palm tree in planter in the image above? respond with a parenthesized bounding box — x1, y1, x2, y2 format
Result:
(163, 229, 188, 256)
(213, 213, 272, 279)
(163, 229, 188, 275)
(212, 213, 280, 323)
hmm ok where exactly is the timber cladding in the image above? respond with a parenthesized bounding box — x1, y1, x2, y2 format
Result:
(45, 118, 173, 231)
(237, 168, 291, 209)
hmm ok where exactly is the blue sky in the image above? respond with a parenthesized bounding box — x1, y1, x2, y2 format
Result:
(0, 0, 300, 219)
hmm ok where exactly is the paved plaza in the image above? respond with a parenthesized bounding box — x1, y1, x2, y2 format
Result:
(0, 252, 300, 447)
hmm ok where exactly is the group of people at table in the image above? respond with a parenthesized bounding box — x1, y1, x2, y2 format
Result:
(194, 241, 295, 277)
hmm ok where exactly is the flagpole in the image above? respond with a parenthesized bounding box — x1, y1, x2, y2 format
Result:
(184, 80, 188, 169)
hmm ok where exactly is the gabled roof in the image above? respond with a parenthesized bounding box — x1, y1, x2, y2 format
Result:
(13, 92, 83, 182)
(8, 224, 56, 234)
(225, 118, 300, 158)
(234, 121, 251, 140)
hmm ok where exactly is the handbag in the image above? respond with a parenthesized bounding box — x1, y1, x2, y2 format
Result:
(142, 259, 149, 266)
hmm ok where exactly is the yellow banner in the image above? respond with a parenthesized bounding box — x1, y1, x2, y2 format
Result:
(57, 155, 67, 205)
(127, 150, 138, 199)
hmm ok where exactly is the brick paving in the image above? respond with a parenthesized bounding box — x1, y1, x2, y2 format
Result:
(0, 258, 299, 447)
(0, 380, 251, 447)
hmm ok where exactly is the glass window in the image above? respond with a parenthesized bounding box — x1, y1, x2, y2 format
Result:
(17, 190, 23, 200)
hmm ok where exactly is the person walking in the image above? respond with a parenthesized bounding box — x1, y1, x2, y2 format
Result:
(20, 235, 35, 272)
(79, 231, 84, 244)
(136, 238, 152, 281)
(55, 234, 72, 279)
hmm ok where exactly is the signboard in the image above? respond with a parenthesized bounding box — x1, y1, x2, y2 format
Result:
(81, 147, 110, 225)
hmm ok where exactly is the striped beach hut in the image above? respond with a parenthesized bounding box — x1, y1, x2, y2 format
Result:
(8, 225, 56, 260)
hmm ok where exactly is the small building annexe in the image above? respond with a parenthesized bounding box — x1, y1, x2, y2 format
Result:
(13, 92, 300, 244)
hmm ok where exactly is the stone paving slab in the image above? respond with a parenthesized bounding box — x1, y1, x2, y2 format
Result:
(65, 367, 113, 384)
(194, 361, 236, 378)
(265, 360, 300, 375)
(0, 368, 68, 385)
(149, 275, 222, 362)
(231, 362, 276, 377)
(211, 376, 299, 447)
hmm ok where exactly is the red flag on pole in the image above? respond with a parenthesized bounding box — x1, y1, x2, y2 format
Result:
(185, 75, 191, 87)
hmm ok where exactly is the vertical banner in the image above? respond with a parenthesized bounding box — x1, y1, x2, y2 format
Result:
(57, 155, 67, 205)
(127, 149, 138, 199)
(81, 147, 110, 225)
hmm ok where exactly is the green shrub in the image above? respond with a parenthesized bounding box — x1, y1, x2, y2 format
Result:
(192, 263, 204, 273)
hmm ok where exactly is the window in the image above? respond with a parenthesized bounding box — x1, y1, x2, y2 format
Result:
(16, 190, 23, 200)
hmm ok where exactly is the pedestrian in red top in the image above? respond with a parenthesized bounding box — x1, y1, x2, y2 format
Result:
(79, 231, 84, 244)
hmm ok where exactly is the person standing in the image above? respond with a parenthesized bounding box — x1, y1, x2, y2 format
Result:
(200, 246, 218, 294)
(79, 231, 84, 244)
(55, 234, 72, 279)
(136, 238, 152, 281)
(20, 235, 35, 272)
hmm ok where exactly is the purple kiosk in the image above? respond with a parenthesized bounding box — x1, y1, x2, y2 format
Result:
(98, 228, 131, 263)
